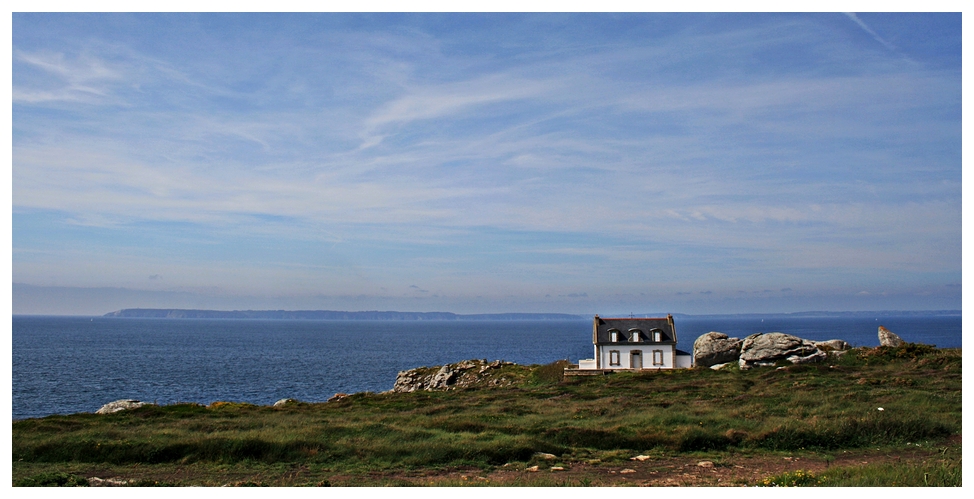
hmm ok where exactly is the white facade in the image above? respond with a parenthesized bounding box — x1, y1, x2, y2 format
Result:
(599, 344, 675, 369)
(675, 353, 693, 369)
(576, 315, 691, 370)
(578, 359, 598, 369)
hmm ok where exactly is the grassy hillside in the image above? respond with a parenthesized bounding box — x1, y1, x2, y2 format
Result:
(12, 344, 961, 486)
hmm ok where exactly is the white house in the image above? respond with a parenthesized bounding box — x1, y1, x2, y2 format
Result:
(576, 315, 693, 370)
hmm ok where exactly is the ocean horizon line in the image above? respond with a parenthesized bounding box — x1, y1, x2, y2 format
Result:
(10, 308, 961, 320)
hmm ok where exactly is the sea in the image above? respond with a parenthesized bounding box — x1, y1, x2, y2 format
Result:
(11, 314, 962, 421)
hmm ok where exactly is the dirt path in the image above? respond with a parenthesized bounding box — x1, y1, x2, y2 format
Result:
(329, 435, 961, 486)
(67, 435, 959, 486)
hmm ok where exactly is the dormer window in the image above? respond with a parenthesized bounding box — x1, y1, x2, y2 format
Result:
(610, 330, 619, 342)
(628, 328, 643, 342)
(653, 330, 662, 342)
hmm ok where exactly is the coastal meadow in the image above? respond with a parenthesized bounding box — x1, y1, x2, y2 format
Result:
(12, 344, 961, 486)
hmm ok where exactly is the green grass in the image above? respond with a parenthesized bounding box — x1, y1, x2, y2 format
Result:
(13, 472, 90, 487)
(759, 452, 962, 487)
(12, 345, 961, 485)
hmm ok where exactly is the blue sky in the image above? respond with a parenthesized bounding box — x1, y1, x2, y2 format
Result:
(10, 12, 963, 315)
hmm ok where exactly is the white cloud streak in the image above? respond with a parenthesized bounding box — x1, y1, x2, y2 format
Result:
(11, 13, 960, 310)
(13, 49, 126, 103)
(843, 13, 897, 52)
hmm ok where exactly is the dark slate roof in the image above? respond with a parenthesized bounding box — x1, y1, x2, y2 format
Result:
(594, 315, 677, 345)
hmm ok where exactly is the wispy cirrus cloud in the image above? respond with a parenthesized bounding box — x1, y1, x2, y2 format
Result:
(843, 13, 897, 52)
(359, 73, 557, 150)
(13, 50, 126, 103)
(11, 13, 960, 313)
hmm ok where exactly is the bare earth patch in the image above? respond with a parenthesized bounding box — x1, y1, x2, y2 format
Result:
(59, 435, 958, 486)
(372, 442, 958, 486)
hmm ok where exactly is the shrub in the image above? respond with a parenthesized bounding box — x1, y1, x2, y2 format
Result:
(859, 343, 937, 361)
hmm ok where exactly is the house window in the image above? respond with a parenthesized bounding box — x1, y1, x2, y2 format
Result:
(653, 350, 664, 366)
(653, 331, 661, 342)
(631, 332, 640, 342)
(611, 331, 619, 342)
(609, 350, 621, 366)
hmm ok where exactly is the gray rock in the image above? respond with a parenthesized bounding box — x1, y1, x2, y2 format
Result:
(455, 360, 477, 370)
(813, 339, 850, 351)
(273, 398, 295, 407)
(786, 350, 828, 365)
(738, 332, 825, 370)
(428, 365, 457, 390)
(878, 326, 904, 347)
(392, 370, 422, 393)
(709, 362, 732, 370)
(96, 399, 149, 414)
(392, 359, 519, 393)
(693, 332, 743, 367)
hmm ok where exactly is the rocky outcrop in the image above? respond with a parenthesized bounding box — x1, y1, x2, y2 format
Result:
(428, 365, 457, 390)
(392, 359, 517, 393)
(813, 339, 850, 351)
(692, 332, 743, 367)
(878, 326, 904, 347)
(96, 399, 151, 414)
(738, 332, 826, 370)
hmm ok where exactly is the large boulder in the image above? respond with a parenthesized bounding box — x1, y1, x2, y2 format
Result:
(738, 333, 826, 370)
(96, 399, 150, 414)
(693, 332, 743, 367)
(878, 326, 904, 347)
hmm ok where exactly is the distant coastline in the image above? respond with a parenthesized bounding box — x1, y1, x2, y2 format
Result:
(670, 310, 963, 318)
(100, 308, 962, 320)
(102, 309, 587, 320)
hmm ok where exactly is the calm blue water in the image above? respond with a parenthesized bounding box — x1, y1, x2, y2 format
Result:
(11, 315, 961, 420)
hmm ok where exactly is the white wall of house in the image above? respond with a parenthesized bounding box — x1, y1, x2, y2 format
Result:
(598, 344, 675, 369)
(675, 353, 693, 369)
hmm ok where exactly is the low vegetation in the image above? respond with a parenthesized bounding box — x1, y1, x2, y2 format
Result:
(12, 344, 961, 486)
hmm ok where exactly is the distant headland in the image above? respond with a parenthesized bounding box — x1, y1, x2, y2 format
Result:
(102, 309, 587, 320)
(102, 308, 960, 320)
